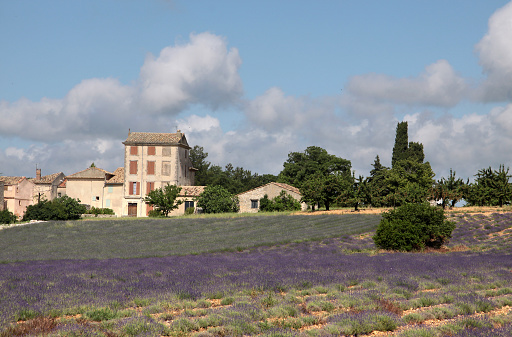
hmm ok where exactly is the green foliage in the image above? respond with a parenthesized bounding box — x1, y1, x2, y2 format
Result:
(190, 145, 277, 194)
(373, 203, 455, 251)
(23, 196, 86, 221)
(85, 207, 115, 215)
(259, 191, 301, 212)
(392, 121, 409, 168)
(196, 185, 239, 214)
(144, 184, 183, 216)
(278, 146, 351, 191)
(384, 160, 435, 207)
(0, 209, 16, 224)
(465, 165, 512, 207)
(185, 206, 195, 215)
(299, 172, 352, 211)
(431, 169, 466, 208)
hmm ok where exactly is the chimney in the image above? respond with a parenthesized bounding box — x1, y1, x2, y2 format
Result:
(36, 168, 41, 180)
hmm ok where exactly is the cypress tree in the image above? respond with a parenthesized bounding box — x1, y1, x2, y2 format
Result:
(391, 122, 409, 168)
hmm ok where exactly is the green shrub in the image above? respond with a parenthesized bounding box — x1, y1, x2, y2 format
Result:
(23, 196, 86, 221)
(148, 209, 165, 217)
(0, 209, 16, 224)
(185, 206, 195, 215)
(196, 185, 239, 214)
(259, 191, 301, 212)
(85, 207, 115, 215)
(373, 203, 455, 251)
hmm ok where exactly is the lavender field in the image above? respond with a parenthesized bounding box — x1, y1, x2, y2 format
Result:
(0, 212, 511, 336)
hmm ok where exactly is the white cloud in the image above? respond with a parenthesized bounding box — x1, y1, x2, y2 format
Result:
(345, 60, 468, 107)
(475, 1, 512, 101)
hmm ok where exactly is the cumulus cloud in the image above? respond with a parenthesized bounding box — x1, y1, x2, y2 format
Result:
(475, 1, 512, 101)
(345, 60, 468, 108)
(0, 32, 243, 143)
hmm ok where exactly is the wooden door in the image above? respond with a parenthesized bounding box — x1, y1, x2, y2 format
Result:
(128, 203, 137, 217)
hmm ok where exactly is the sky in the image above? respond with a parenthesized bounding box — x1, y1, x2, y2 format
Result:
(1, 0, 512, 182)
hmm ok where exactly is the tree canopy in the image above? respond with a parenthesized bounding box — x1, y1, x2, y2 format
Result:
(144, 184, 183, 216)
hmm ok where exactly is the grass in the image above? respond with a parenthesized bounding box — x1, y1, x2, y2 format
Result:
(0, 213, 381, 262)
(0, 211, 512, 336)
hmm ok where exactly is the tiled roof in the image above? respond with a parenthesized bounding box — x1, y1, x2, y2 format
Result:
(123, 132, 187, 146)
(0, 176, 26, 185)
(66, 167, 112, 179)
(30, 172, 64, 184)
(106, 167, 124, 184)
(237, 182, 301, 196)
(179, 186, 206, 197)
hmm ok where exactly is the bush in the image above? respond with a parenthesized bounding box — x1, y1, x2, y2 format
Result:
(259, 191, 301, 212)
(85, 207, 115, 215)
(185, 206, 195, 215)
(196, 186, 239, 214)
(373, 203, 455, 251)
(23, 196, 86, 221)
(0, 209, 16, 224)
(148, 209, 165, 218)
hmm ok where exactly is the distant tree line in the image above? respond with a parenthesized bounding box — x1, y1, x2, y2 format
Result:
(192, 121, 512, 211)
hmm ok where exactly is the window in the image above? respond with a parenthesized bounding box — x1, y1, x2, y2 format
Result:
(129, 161, 138, 175)
(58, 193, 61, 197)
(93, 196, 99, 201)
(108, 186, 113, 193)
(185, 201, 194, 210)
(251, 200, 259, 209)
(147, 161, 155, 175)
(130, 146, 138, 155)
(147, 146, 156, 155)
(162, 147, 172, 156)
(146, 182, 155, 195)
(162, 161, 171, 176)
(130, 182, 140, 195)
(105, 199, 111, 207)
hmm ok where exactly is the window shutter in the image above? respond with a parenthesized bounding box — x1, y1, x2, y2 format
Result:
(148, 146, 156, 155)
(130, 146, 138, 155)
(130, 161, 137, 175)
(147, 161, 155, 175)
(136, 182, 140, 195)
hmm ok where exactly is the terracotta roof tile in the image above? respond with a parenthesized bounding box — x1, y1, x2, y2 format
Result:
(30, 172, 64, 184)
(237, 182, 301, 196)
(66, 167, 112, 179)
(106, 167, 124, 184)
(0, 176, 26, 185)
(123, 132, 187, 145)
(179, 186, 206, 196)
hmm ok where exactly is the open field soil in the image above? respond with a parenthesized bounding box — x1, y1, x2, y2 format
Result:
(0, 210, 511, 336)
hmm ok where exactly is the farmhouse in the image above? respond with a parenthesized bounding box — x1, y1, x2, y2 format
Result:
(237, 182, 307, 213)
(0, 176, 35, 219)
(122, 130, 199, 217)
(29, 169, 66, 202)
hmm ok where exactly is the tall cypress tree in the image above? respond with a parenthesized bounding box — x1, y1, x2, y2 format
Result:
(391, 121, 409, 168)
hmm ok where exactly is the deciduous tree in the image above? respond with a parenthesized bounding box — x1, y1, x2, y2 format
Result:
(144, 184, 183, 216)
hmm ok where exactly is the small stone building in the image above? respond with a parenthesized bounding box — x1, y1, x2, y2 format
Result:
(237, 182, 307, 213)
(0, 176, 35, 219)
(30, 169, 66, 202)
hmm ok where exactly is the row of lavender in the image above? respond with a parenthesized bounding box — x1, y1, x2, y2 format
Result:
(1, 212, 511, 335)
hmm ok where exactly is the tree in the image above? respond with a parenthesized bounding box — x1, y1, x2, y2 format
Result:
(300, 172, 349, 211)
(144, 184, 183, 216)
(196, 185, 239, 214)
(431, 169, 465, 208)
(367, 155, 389, 207)
(190, 146, 211, 186)
(465, 165, 512, 207)
(391, 122, 409, 168)
(341, 175, 372, 211)
(373, 203, 456, 252)
(384, 159, 435, 207)
(279, 146, 351, 189)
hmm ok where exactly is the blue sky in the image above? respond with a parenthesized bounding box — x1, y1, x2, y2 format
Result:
(1, 0, 512, 182)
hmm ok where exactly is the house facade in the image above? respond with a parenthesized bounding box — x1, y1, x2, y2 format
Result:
(237, 182, 307, 213)
(0, 181, 4, 211)
(122, 130, 197, 217)
(65, 167, 118, 210)
(30, 169, 66, 202)
(0, 176, 35, 219)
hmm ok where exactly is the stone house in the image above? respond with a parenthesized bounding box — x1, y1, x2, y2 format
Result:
(29, 169, 66, 202)
(0, 180, 4, 211)
(65, 167, 121, 211)
(104, 167, 124, 216)
(167, 185, 206, 216)
(0, 176, 36, 219)
(237, 182, 307, 213)
(122, 130, 197, 217)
